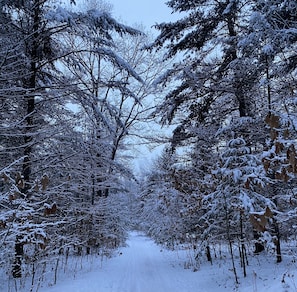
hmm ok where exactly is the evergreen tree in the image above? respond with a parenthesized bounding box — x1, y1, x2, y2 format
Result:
(152, 0, 260, 130)
(201, 137, 273, 277)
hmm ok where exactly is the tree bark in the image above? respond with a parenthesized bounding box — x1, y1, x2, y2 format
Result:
(206, 245, 212, 264)
(253, 230, 265, 254)
(14, 0, 40, 278)
(12, 238, 24, 278)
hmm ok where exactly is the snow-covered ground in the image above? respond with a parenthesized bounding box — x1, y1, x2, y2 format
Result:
(38, 231, 297, 292)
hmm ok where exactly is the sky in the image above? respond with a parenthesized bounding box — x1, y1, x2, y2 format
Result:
(106, 0, 182, 172)
(73, 0, 179, 173)
(109, 0, 178, 31)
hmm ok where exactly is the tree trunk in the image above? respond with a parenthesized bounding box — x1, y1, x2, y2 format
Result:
(224, 194, 239, 284)
(253, 230, 265, 254)
(272, 199, 282, 263)
(22, 0, 39, 191)
(275, 235, 282, 263)
(12, 239, 24, 278)
(15, 0, 40, 278)
(206, 245, 212, 264)
(240, 211, 247, 277)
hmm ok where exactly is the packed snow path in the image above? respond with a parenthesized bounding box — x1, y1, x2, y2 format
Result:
(43, 231, 221, 292)
(43, 231, 293, 292)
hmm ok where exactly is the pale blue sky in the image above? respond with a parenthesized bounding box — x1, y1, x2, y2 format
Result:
(107, 1, 176, 171)
(109, 0, 178, 30)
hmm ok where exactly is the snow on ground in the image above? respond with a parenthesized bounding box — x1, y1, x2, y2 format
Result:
(40, 231, 297, 292)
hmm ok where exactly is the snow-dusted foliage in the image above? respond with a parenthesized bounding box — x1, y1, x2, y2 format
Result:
(2, 0, 297, 289)
(142, 0, 297, 271)
(201, 137, 273, 241)
(0, 0, 147, 285)
(261, 112, 297, 261)
(137, 149, 182, 246)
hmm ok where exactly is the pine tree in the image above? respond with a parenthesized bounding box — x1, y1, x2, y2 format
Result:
(150, 1, 269, 209)
(152, 0, 261, 130)
(201, 137, 273, 278)
(239, 0, 297, 262)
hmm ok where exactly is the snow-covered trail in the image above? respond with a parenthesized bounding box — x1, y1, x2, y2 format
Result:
(101, 232, 184, 292)
(42, 231, 222, 292)
(41, 231, 295, 292)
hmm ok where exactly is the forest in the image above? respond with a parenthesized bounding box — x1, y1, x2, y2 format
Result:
(0, 0, 297, 290)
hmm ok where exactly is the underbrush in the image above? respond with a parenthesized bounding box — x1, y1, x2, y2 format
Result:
(159, 238, 297, 291)
(0, 247, 117, 292)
